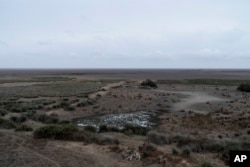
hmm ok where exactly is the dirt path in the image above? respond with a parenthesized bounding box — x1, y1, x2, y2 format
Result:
(89, 81, 125, 99)
(157, 90, 228, 113)
(173, 91, 227, 111)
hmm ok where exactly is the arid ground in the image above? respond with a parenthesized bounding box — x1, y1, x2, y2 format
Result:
(0, 69, 249, 167)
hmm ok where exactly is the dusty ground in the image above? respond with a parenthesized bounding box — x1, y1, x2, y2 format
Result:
(0, 69, 250, 167)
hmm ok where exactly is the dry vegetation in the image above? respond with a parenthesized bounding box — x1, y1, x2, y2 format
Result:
(0, 71, 250, 167)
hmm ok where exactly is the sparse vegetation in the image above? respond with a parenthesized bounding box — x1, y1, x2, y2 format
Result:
(122, 124, 150, 135)
(157, 79, 250, 86)
(0, 71, 250, 167)
(33, 114, 59, 124)
(10, 115, 27, 124)
(33, 124, 119, 145)
(84, 125, 97, 132)
(15, 124, 33, 131)
(0, 117, 16, 129)
(147, 131, 170, 145)
(201, 161, 214, 167)
(95, 135, 119, 145)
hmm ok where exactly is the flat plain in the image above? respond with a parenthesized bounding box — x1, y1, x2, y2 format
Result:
(0, 69, 250, 167)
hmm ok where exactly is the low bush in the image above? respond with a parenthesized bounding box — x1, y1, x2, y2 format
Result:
(84, 125, 97, 132)
(181, 147, 191, 157)
(0, 117, 16, 129)
(33, 114, 59, 124)
(34, 124, 119, 145)
(10, 115, 27, 124)
(147, 131, 171, 145)
(237, 83, 250, 92)
(98, 124, 149, 135)
(139, 143, 158, 158)
(25, 110, 36, 118)
(140, 79, 158, 88)
(99, 124, 108, 132)
(95, 135, 119, 145)
(59, 102, 75, 111)
(98, 125, 121, 133)
(201, 161, 214, 167)
(59, 120, 71, 124)
(34, 124, 78, 139)
(0, 109, 7, 116)
(15, 124, 33, 131)
(122, 124, 150, 135)
(172, 147, 180, 155)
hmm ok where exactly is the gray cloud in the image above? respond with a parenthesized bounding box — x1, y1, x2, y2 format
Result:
(0, 0, 250, 68)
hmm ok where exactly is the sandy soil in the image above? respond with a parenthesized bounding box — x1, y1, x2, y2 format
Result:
(0, 70, 250, 167)
(161, 90, 228, 113)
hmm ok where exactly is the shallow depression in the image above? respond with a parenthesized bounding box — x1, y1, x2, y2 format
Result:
(73, 110, 160, 130)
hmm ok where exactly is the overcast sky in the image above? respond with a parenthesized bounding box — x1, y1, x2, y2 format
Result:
(1, 0, 250, 68)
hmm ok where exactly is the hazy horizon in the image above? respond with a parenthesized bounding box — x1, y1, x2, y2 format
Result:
(1, 0, 250, 68)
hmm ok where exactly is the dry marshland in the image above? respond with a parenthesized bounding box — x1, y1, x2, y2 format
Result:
(0, 69, 250, 167)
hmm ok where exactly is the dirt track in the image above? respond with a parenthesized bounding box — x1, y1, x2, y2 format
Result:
(171, 91, 228, 113)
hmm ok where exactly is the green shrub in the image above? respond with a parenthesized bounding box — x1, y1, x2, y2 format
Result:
(10, 115, 27, 124)
(25, 110, 36, 118)
(76, 101, 87, 107)
(141, 79, 158, 88)
(107, 126, 120, 132)
(59, 101, 75, 111)
(122, 124, 149, 136)
(147, 131, 171, 145)
(59, 120, 71, 124)
(87, 98, 96, 105)
(181, 147, 191, 157)
(84, 125, 97, 132)
(0, 109, 7, 116)
(15, 124, 33, 131)
(172, 147, 180, 155)
(95, 135, 119, 145)
(34, 124, 78, 139)
(237, 83, 250, 92)
(99, 124, 108, 132)
(34, 114, 59, 124)
(0, 117, 16, 129)
(201, 161, 213, 167)
(98, 125, 121, 133)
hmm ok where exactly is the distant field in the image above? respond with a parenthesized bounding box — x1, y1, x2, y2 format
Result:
(0, 76, 74, 84)
(157, 79, 250, 86)
(1, 69, 250, 80)
(0, 81, 104, 98)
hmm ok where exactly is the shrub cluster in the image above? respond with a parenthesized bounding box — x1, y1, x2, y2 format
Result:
(237, 83, 250, 92)
(122, 124, 150, 135)
(33, 114, 59, 124)
(147, 131, 172, 145)
(15, 124, 33, 131)
(33, 124, 119, 145)
(34, 124, 78, 139)
(0, 109, 7, 116)
(140, 79, 158, 88)
(0, 117, 16, 129)
(99, 124, 150, 136)
(10, 115, 27, 124)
